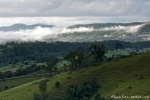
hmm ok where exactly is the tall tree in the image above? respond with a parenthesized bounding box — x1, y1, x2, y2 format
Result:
(39, 80, 47, 98)
(90, 44, 107, 62)
(114, 43, 124, 49)
(0, 71, 5, 81)
(64, 50, 84, 69)
(46, 60, 54, 75)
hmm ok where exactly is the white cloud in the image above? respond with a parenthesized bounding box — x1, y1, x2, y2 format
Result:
(0, 27, 61, 42)
(0, 16, 149, 28)
(0, 22, 149, 43)
(101, 24, 144, 33)
(61, 27, 94, 33)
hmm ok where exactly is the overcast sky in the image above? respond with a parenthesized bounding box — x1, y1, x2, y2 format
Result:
(0, 0, 150, 26)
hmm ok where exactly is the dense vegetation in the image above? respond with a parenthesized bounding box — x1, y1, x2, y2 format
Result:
(0, 51, 150, 100)
(0, 40, 150, 100)
(68, 22, 144, 29)
(0, 40, 150, 66)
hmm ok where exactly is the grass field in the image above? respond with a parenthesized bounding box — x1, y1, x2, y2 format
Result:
(0, 60, 69, 73)
(0, 52, 150, 100)
(0, 74, 48, 92)
(0, 61, 45, 72)
(106, 49, 130, 57)
(106, 48, 150, 57)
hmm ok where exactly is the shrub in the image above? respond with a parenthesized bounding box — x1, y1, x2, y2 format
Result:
(67, 76, 71, 79)
(66, 77, 101, 100)
(39, 80, 47, 95)
(55, 81, 60, 88)
(128, 86, 132, 89)
(4, 86, 8, 90)
(24, 62, 29, 65)
(33, 92, 41, 100)
(95, 93, 105, 100)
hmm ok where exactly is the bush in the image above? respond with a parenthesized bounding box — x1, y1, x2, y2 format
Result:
(24, 62, 29, 65)
(39, 80, 47, 95)
(95, 93, 105, 100)
(66, 77, 101, 100)
(33, 92, 41, 100)
(4, 86, 8, 90)
(67, 76, 71, 79)
(55, 81, 60, 88)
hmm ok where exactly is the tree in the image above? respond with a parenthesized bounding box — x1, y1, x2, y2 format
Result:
(55, 81, 60, 88)
(45, 60, 54, 75)
(0, 72, 5, 82)
(66, 77, 100, 100)
(90, 44, 107, 62)
(39, 80, 47, 95)
(64, 50, 84, 69)
(95, 93, 105, 100)
(16, 67, 22, 76)
(114, 43, 124, 49)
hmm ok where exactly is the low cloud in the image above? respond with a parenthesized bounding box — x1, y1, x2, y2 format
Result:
(0, 23, 149, 43)
(0, 26, 96, 43)
(0, 27, 61, 43)
(101, 24, 144, 33)
(61, 27, 94, 33)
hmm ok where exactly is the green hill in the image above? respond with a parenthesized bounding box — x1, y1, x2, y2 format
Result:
(0, 52, 150, 100)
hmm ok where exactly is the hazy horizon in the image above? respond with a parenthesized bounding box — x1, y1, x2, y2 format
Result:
(0, 0, 150, 43)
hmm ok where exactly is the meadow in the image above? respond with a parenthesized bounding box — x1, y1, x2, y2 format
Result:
(0, 52, 150, 100)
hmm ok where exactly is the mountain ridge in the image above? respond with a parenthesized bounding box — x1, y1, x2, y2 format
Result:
(0, 23, 55, 32)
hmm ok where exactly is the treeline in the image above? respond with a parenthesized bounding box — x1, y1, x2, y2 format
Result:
(66, 77, 103, 100)
(0, 64, 45, 82)
(68, 22, 143, 29)
(0, 40, 150, 66)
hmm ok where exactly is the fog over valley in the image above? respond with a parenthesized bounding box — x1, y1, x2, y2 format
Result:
(0, 21, 150, 43)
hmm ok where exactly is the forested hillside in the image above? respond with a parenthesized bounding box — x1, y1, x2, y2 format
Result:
(0, 40, 150, 66)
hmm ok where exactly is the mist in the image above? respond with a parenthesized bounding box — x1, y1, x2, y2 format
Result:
(100, 24, 144, 33)
(0, 27, 61, 43)
(0, 23, 149, 43)
(0, 26, 96, 43)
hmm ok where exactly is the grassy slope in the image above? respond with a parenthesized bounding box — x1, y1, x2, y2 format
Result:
(1, 48, 149, 72)
(0, 60, 36, 72)
(0, 52, 150, 100)
(0, 75, 48, 92)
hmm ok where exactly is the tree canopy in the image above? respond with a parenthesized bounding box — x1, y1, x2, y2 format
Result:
(90, 44, 107, 62)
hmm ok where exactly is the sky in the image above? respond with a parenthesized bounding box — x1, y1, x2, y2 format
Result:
(0, 0, 150, 26)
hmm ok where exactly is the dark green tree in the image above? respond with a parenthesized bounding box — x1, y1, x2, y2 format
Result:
(66, 77, 100, 100)
(0, 71, 5, 81)
(45, 60, 54, 75)
(16, 67, 22, 76)
(114, 43, 124, 49)
(55, 81, 60, 88)
(90, 44, 107, 62)
(64, 50, 84, 69)
(95, 93, 105, 100)
(39, 80, 47, 95)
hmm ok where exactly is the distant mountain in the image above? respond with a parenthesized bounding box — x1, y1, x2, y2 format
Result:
(138, 21, 150, 33)
(0, 24, 55, 32)
(1, 22, 150, 42)
(68, 22, 144, 29)
(45, 21, 150, 42)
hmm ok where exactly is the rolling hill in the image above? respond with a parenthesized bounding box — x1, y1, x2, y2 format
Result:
(0, 21, 150, 42)
(0, 52, 150, 100)
(0, 24, 55, 32)
(45, 21, 150, 42)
